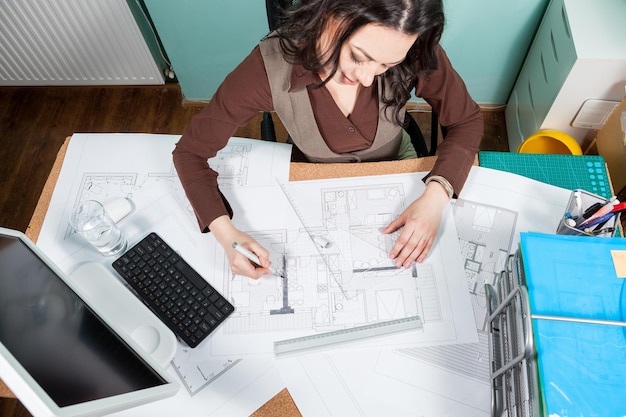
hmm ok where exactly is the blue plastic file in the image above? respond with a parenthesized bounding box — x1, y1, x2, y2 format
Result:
(519, 232, 626, 416)
(532, 319, 626, 416)
(520, 232, 626, 320)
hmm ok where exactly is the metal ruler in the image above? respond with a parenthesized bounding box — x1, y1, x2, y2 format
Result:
(274, 315, 423, 357)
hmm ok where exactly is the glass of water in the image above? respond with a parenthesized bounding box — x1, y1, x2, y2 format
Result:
(69, 200, 128, 256)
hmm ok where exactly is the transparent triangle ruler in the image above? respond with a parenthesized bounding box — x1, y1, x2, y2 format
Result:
(274, 315, 423, 357)
(277, 179, 351, 298)
(172, 348, 242, 395)
(333, 222, 406, 276)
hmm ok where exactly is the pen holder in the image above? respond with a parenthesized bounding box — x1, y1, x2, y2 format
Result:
(556, 189, 619, 237)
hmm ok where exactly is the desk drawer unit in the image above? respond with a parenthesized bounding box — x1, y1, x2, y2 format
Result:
(506, 0, 626, 151)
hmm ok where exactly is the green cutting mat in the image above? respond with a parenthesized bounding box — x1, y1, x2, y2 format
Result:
(478, 151, 612, 199)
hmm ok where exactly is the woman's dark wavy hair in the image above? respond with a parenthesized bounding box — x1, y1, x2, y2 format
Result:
(272, 0, 444, 125)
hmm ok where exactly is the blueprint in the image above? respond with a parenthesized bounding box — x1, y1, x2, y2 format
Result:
(37, 134, 293, 270)
(206, 174, 478, 358)
(452, 198, 517, 330)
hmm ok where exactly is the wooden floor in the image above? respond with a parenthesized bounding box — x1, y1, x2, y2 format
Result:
(0, 84, 508, 417)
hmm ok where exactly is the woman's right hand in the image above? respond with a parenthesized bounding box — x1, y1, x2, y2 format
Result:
(209, 215, 274, 279)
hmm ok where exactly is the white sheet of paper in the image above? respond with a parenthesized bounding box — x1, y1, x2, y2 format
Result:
(206, 174, 477, 359)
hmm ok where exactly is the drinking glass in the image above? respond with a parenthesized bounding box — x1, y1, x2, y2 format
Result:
(69, 200, 127, 256)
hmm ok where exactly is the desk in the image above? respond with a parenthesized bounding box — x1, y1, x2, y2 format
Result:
(1, 136, 441, 416)
(1, 136, 615, 415)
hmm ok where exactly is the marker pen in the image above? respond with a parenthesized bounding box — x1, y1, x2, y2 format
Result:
(609, 201, 626, 214)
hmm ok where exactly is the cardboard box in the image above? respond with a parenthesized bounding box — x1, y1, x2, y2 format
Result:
(596, 97, 626, 196)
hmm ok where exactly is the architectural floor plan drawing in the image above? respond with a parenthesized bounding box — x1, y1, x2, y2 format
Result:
(207, 140, 251, 187)
(207, 174, 478, 358)
(452, 198, 518, 329)
(64, 167, 183, 239)
(227, 182, 423, 336)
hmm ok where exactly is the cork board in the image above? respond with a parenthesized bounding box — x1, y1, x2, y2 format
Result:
(26, 137, 72, 242)
(4, 136, 461, 416)
(289, 156, 438, 181)
(0, 382, 14, 398)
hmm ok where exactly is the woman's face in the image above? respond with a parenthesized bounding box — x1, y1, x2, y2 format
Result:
(319, 21, 417, 87)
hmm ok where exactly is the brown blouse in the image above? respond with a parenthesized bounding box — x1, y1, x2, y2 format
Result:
(173, 43, 483, 232)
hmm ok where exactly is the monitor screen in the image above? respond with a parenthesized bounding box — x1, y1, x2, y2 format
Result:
(0, 230, 177, 415)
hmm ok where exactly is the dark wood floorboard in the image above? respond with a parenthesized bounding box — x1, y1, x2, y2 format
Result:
(0, 84, 508, 417)
(0, 85, 214, 232)
(0, 84, 509, 234)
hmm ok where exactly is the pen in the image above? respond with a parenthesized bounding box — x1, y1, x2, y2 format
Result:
(232, 242, 279, 276)
(579, 212, 615, 232)
(579, 198, 617, 226)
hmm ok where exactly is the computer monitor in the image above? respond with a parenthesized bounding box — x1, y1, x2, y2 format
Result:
(0, 228, 179, 417)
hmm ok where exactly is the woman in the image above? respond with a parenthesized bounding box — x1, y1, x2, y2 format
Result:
(173, 0, 483, 279)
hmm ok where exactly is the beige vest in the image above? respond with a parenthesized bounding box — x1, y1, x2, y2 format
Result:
(259, 37, 403, 163)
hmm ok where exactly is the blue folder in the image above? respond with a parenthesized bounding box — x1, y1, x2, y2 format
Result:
(520, 232, 626, 321)
(519, 232, 626, 416)
(532, 319, 626, 416)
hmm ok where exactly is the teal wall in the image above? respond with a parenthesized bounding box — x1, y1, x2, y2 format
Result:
(127, 0, 170, 76)
(441, 0, 548, 104)
(143, 0, 549, 104)
(143, 0, 268, 101)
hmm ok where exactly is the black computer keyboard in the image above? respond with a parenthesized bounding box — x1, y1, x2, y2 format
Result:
(112, 232, 234, 348)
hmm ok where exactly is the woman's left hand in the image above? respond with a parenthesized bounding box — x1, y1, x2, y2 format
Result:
(381, 181, 451, 268)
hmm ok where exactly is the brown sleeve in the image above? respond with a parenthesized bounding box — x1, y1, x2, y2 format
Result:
(172, 46, 273, 231)
(415, 45, 483, 196)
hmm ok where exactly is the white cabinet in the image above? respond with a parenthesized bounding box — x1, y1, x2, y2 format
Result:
(506, 0, 626, 151)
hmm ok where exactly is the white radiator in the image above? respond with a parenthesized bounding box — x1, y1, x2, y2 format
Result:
(0, 0, 164, 86)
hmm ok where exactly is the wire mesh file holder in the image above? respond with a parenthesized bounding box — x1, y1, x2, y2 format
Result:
(486, 253, 541, 417)
(556, 189, 619, 237)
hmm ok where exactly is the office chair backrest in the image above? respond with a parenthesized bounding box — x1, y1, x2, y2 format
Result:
(260, 1, 291, 141)
(266, 0, 286, 31)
